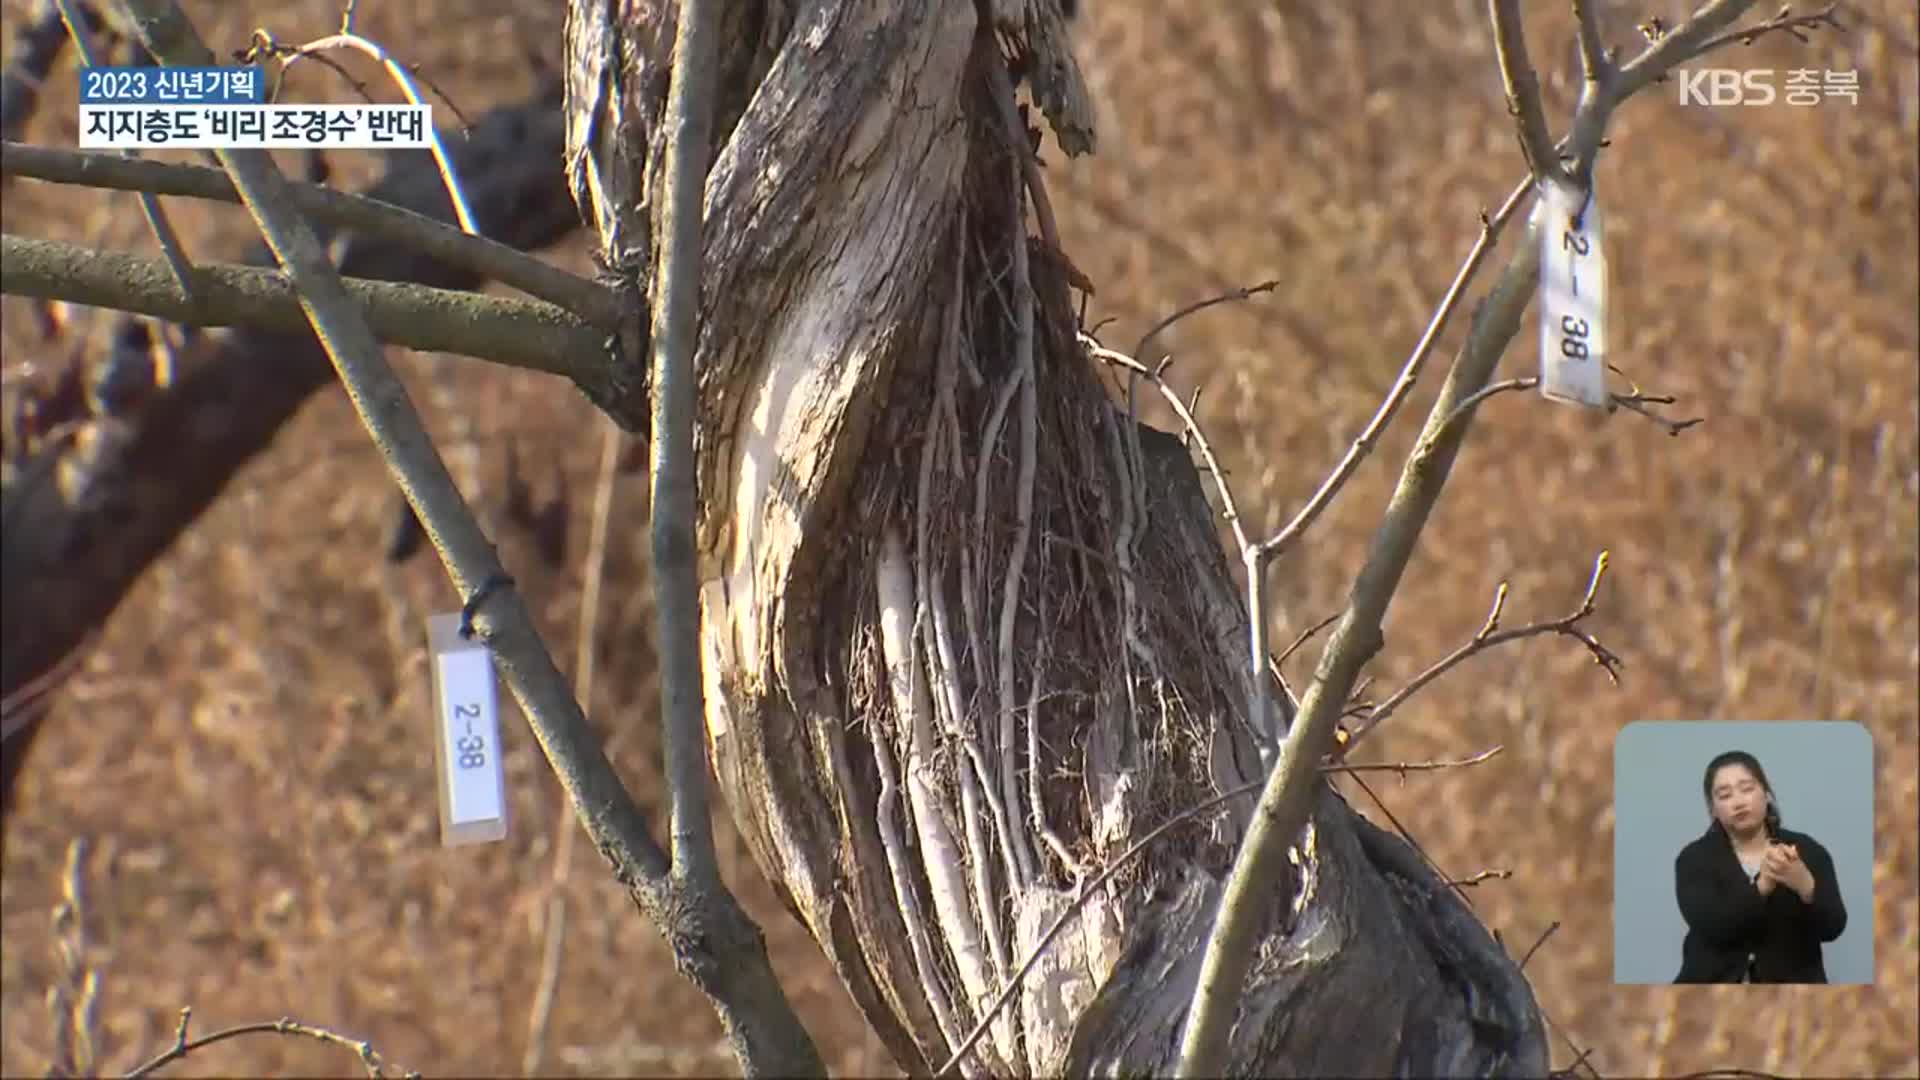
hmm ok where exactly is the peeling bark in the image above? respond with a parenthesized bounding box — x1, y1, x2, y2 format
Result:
(569, 0, 1547, 1075)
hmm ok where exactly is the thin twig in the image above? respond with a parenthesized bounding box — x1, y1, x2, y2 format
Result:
(0, 627, 96, 745)
(1130, 279, 1278, 367)
(1321, 744, 1504, 777)
(1690, 5, 1845, 62)
(1610, 392, 1705, 436)
(1426, 374, 1704, 444)
(1449, 868, 1512, 888)
(1085, 342, 1249, 552)
(1519, 920, 1560, 971)
(523, 419, 625, 1074)
(2, 142, 619, 325)
(48, 837, 99, 1079)
(1339, 552, 1619, 756)
(1256, 176, 1533, 563)
(1274, 611, 1338, 671)
(123, 1007, 415, 1079)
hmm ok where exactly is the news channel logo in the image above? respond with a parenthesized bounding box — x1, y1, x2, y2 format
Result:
(1675, 67, 1860, 107)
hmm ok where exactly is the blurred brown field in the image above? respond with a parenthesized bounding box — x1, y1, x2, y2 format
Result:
(2, 1, 1915, 1076)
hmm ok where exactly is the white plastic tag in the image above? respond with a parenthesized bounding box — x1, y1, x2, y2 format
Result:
(1534, 178, 1611, 409)
(427, 613, 508, 846)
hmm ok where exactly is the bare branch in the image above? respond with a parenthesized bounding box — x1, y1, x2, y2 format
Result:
(2, 91, 582, 815)
(1179, 190, 1548, 1079)
(2, 142, 620, 324)
(113, 0, 677, 1006)
(1563, 0, 1824, 184)
(1275, 611, 1338, 671)
(1426, 374, 1705, 444)
(47, 837, 100, 1079)
(650, 0, 723, 895)
(1449, 868, 1512, 888)
(1519, 920, 1560, 971)
(123, 1006, 416, 1080)
(1321, 744, 1504, 777)
(1177, 0, 1842, 1051)
(1, 233, 612, 385)
(1686, 5, 1845, 65)
(1257, 176, 1533, 562)
(1338, 552, 1620, 757)
(1489, 0, 1561, 184)
(1572, 1, 1613, 85)
(1130, 278, 1278, 366)
(1086, 341, 1250, 552)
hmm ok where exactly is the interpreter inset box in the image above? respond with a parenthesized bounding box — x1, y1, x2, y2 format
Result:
(1612, 721, 1873, 985)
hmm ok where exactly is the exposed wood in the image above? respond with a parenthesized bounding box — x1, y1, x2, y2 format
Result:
(567, 0, 1547, 1073)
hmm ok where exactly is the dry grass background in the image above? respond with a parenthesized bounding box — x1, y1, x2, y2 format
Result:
(2, 0, 1916, 1076)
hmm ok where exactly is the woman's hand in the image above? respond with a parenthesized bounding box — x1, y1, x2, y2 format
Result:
(1763, 843, 1816, 901)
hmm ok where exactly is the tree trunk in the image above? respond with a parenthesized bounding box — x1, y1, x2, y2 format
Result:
(566, 1, 1547, 1073)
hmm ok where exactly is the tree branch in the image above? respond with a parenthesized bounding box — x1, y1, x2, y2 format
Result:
(651, 0, 723, 894)
(1178, 232, 1547, 1078)
(117, 0, 679, 961)
(1257, 177, 1532, 564)
(3, 86, 580, 829)
(1490, 0, 1561, 185)
(124, 1007, 415, 1080)
(1564, 0, 1771, 184)
(1572, 0, 1614, 85)
(2, 141, 621, 325)
(1, 233, 611, 388)
(1179, 3, 1824, 1073)
(113, 1, 819, 1074)
(1337, 554, 1620, 756)
(52, 0, 199, 300)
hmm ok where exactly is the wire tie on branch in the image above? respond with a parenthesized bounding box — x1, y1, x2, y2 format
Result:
(457, 571, 516, 640)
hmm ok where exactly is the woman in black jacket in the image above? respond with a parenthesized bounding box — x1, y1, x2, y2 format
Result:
(1673, 750, 1848, 983)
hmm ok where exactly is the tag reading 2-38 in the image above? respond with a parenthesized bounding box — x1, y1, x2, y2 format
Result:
(427, 613, 507, 846)
(1534, 178, 1611, 410)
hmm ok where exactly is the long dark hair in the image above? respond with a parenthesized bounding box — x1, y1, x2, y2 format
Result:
(1702, 749, 1782, 840)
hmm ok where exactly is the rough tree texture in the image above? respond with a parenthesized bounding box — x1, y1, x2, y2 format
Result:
(566, 1, 1547, 1074)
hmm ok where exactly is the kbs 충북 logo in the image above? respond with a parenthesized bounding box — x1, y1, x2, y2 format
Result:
(1676, 68, 1860, 107)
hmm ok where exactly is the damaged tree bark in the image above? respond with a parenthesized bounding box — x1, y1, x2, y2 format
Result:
(565, 0, 1545, 1073)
